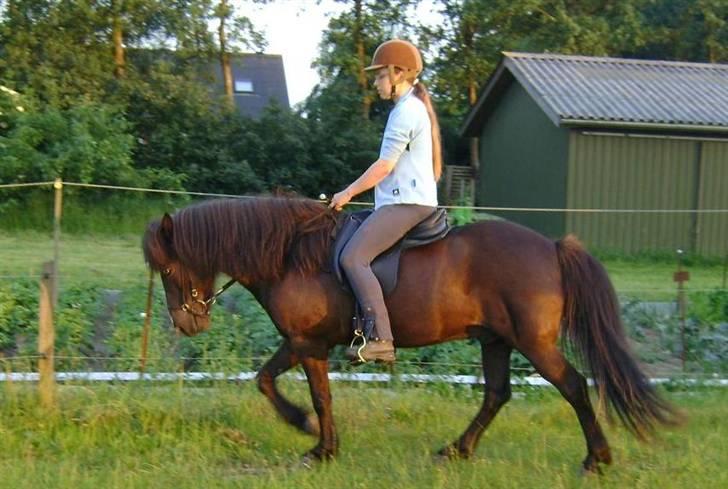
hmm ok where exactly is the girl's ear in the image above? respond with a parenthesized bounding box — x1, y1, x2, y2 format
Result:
(392, 68, 406, 85)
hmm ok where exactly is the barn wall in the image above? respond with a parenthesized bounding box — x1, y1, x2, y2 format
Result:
(697, 140, 728, 256)
(566, 132, 728, 255)
(477, 83, 569, 237)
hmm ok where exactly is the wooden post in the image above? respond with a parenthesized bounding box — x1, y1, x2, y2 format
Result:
(52, 178, 63, 306)
(140, 270, 155, 373)
(38, 261, 56, 409)
(674, 250, 690, 372)
(444, 166, 453, 204)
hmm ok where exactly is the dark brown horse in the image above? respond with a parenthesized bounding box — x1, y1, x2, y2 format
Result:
(142, 197, 677, 472)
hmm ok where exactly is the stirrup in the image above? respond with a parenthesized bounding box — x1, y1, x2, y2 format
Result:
(349, 329, 368, 364)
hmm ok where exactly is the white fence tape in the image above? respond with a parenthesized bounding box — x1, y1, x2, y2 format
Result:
(0, 371, 726, 386)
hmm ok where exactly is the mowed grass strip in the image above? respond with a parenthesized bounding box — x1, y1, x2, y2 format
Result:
(0, 232, 725, 298)
(0, 382, 725, 489)
(0, 232, 147, 288)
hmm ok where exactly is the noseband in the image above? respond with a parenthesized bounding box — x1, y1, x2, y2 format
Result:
(179, 278, 237, 317)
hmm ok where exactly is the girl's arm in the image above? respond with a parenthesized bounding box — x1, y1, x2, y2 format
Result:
(329, 158, 396, 210)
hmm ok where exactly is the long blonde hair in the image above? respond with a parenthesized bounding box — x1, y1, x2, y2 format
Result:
(413, 82, 442, 181)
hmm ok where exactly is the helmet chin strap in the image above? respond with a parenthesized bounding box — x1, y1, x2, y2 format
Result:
(388, 66, 417, 100)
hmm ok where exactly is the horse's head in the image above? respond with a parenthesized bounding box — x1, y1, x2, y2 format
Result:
(143, 213, 215, 336)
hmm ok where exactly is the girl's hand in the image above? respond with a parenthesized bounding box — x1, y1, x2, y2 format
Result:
(329, 189, 352, 211)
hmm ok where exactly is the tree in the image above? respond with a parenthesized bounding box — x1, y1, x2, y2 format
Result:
(315, 0, 414, 121)
(97, 0, 175, 79)
(419, 0, 650, 168)
(0, 0, 273, 193)
(0, 103, 136, 185)
(213, 0, 266, 107)
(0, 0, 117, 107)
(630, 0, 728, 62)
(419, 0, 496, 168)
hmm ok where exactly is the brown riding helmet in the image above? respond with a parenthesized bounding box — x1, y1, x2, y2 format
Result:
(364, 39, 423, 80)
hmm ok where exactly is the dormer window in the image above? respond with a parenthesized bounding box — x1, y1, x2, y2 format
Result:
(234, 79, 254, 93)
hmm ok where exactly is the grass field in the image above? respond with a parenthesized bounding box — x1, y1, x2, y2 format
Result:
(1, 231, 726, 299)
(0, 382, 726, 489)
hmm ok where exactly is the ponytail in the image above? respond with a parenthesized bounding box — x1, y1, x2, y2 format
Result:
(413, 82, 442, 181)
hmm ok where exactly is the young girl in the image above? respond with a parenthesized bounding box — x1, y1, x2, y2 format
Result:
(329, 39, 442, 363)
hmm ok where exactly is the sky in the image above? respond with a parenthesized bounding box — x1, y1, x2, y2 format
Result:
(243, 0, 347, 106)
(243, 0, 441, 107)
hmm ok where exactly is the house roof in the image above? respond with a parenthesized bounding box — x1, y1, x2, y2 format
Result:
(461, 52, 728, 136)
(212, 53, 290, 118)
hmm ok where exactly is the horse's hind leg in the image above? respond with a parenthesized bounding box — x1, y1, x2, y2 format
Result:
(519, 344, 612, 473)
(256, 340, 319, 436)
(439, 338, 512, 459)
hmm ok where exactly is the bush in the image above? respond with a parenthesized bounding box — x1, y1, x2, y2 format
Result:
(0, 103, 137, 185)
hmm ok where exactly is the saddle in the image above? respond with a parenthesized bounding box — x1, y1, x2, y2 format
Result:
(331, 208, 450, 296)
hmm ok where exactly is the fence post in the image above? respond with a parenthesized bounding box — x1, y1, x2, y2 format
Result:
(38, 260, 56, 409)
(140, 269, 155, 374)
(52, 178, 63, 307)
(674, 249, 690, 372)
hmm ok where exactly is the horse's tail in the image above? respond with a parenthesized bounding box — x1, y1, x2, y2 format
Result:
(555, 235, 680, 439)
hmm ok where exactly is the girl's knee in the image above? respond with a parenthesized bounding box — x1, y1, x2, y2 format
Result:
(340, 245, 370, 271)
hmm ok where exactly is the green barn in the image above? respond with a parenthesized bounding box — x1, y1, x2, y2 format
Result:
(461, 53, 728, 255)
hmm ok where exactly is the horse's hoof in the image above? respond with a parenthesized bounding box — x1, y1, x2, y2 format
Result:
(580, 461, 604, 476)
(436, 444, 470, 460)
(300, 447, 335, 467)
(300, 454, 316, 469)
(580, 450, 610, 476)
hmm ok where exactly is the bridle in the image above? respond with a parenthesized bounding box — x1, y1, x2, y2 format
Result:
(163, 269, 237, 317)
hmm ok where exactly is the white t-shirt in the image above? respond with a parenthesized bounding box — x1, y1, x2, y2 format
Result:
(375, 88, 438, 209)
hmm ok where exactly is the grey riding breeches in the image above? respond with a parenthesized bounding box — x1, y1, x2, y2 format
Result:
(340, 203, 435, 341)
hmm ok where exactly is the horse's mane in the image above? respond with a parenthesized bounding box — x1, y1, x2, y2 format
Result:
(143, 197, 338, 282)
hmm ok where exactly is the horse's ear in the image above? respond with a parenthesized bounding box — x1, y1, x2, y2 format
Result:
(160, 213, 174, 242)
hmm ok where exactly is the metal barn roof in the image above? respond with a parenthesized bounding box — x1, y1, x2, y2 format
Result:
(462, 52, 728, 136)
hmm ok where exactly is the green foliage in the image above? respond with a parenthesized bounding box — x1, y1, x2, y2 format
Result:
(120, 59, 261, 194)
(1, 0, 726, 205)
(620, 293, 728, 373)
(447, 199, 476, 226)
(242, 103, 319, 195)
(0, 277, 37, 351)
(303, 89, 383, 193)
(0, 103, 136, 184)
(690, 288, 728, 324)
(0, 278, 101, 359)
(631, 0, 728, 62)
(688, 289, 728, 369)
(0, 0, 117, 108)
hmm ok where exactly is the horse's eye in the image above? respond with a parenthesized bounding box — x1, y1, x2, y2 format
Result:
(163, 268, 172, 276)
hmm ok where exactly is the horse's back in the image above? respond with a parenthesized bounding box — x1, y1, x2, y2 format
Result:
(389, 218, 563, 346)
(446, 219, 560, 277)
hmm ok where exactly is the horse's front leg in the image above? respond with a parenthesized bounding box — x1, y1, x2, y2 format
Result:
(294, 338, 337, 461)
(256, 340, 319, 436)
